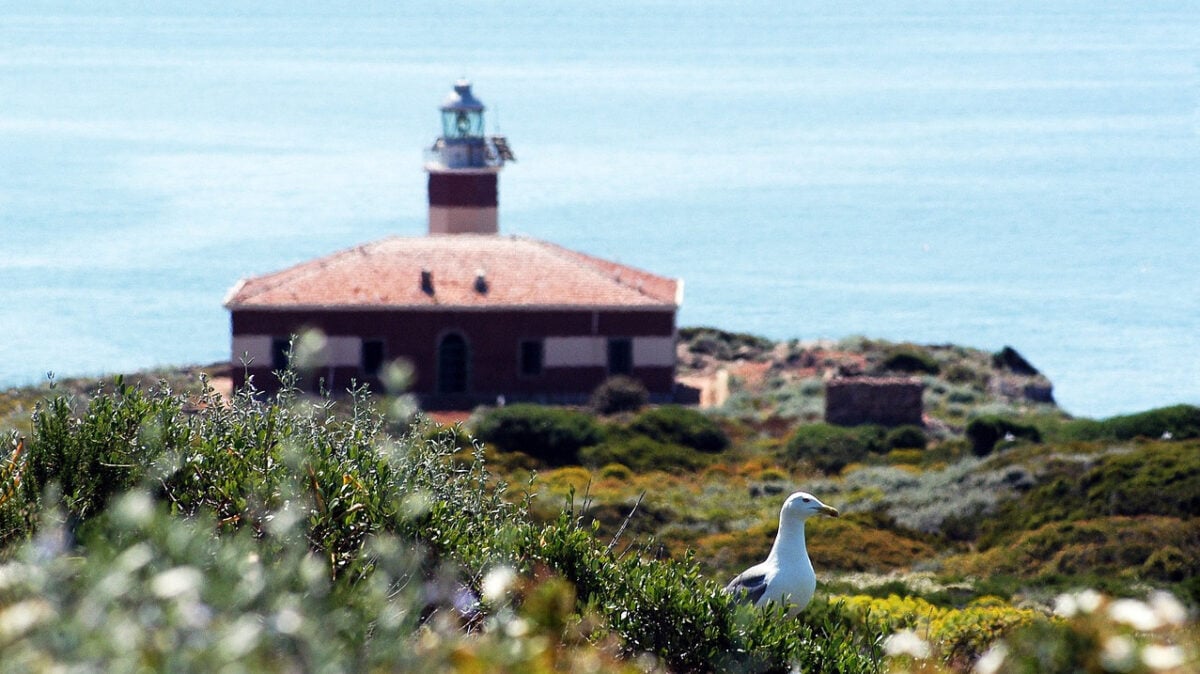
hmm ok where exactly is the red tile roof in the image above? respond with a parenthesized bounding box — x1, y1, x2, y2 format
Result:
(224, 235, 681, 310)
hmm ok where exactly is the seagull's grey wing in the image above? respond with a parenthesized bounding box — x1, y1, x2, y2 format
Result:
(724, 570, 769, 605)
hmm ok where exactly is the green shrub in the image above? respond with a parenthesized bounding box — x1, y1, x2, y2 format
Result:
(19, 379, 188, 529)
(885, 425, 927, 450)
(959, 516, 1200, 583)
(4, 374, 512, 580)
(1050, 404, 1200, 443)
(678, 326, 774, 360)
(473, 404, 602, 466)
(628, 405, 729, 453)
(784, 423, 886, 474)
(589, 376, 648, 415)
(945, 387, 980, 404)
(580, 436, 709, 473)
(965, 416, 1041, 456)
(944, 363, 986, 387)
(1142, 545, 1192, 582)
(979, 442, 1200, 547)
(1077, 441, 1200, 518)
(881, 349, 939, 375)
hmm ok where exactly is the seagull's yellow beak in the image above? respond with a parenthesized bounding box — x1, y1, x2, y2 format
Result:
(820, 505, 840, 517)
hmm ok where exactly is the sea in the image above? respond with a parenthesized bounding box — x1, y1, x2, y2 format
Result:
(2, 1, 1198, 418)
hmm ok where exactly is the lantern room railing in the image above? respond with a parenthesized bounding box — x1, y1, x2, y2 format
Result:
(425, 136, 515, 170)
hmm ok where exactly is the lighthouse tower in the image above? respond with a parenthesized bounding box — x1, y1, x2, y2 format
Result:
(425, 80, 515, 235)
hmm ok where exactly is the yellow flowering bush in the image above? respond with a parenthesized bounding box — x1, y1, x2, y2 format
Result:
(929, 603, 1041, 665)
(841, 594, 1041, 666)
(876, 589, 1198, 674)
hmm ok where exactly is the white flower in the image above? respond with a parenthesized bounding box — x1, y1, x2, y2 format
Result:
(178, 599, 213, 629)
(504, 617, 530, 638)
(274, 607, 303, 635)
(0, 599, 54, 640)
(151, 566, 203, 599)
(0, 563, 30, 592)
(292, 329, 328, 370)
(481, 565, 518, 604)
(1053, 592, 1078, 618)
(219, 615, 263, 660)
(1148, 591, 1188, 628)
(1109, 598, 1163, 632)
(1101, 635, 1136, 672)
(883, 629, 931, 659)
(1076, 588, 1104, 614)
(1142, 644, 1185, 671)
(974, 643, 1008, 674)
(115, 543, 154, 573)
(114, 491, 155, 527)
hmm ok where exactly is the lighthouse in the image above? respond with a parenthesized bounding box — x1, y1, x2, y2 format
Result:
(425, 80, 515, 235)
(226, 81, 681, 406)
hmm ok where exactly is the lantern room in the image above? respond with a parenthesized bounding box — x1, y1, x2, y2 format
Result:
(440, 80, 485, 140)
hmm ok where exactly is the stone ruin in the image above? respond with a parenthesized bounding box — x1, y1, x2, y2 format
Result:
(825, 376, 924, 427)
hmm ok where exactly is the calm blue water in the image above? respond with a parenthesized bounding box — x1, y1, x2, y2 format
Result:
(2, 2, 1198, 417)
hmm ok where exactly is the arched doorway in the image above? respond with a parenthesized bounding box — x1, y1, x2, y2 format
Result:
(437, 333, 469, 394)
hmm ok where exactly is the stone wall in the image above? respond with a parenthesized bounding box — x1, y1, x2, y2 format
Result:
(825, 376, 924, 427)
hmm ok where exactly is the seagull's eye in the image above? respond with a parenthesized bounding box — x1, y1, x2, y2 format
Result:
(802, 498, 811, 503)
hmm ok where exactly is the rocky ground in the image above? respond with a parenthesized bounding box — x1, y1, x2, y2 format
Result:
(674, 327, 1063, 430)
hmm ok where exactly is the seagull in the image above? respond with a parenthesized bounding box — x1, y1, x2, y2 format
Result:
(724, 490, 839, 615)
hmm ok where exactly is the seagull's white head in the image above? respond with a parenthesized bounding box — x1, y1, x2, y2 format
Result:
(781, 491, 839, 521)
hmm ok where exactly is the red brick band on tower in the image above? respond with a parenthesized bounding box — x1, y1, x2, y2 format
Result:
(428, 173, 498, 208)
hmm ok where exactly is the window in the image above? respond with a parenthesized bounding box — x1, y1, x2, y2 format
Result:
(607, 338, 633, 375)
(362, 340, 385, 377)
(437, 333, 469, 394)
(519, 340, 544, 376)
(271, 337, 291, 370)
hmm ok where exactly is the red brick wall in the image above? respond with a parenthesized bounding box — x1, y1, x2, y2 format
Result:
(230, 308, 676, 403)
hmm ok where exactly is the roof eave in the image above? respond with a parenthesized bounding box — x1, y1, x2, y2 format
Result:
(222, 279, 248, 308)
(226, 302, 679, 313)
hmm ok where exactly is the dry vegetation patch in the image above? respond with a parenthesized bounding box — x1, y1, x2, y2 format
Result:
(807, 517, 938, 573)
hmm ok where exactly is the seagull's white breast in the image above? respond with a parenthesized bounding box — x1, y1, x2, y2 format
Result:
(757, 556, 817, 614)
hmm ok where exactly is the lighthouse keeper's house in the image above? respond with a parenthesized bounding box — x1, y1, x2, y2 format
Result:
(223, 81, 682, 408)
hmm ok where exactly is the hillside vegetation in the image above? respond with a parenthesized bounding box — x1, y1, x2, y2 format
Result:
(0, 331, 1197, 672)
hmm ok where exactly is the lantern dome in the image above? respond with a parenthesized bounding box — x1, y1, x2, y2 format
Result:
(441, 79, 485, 112)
